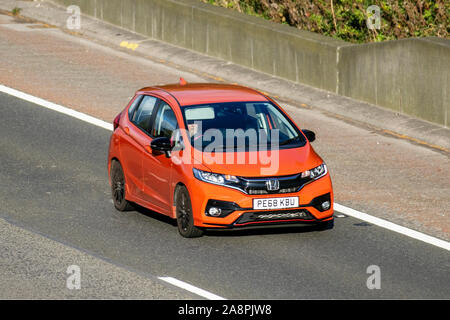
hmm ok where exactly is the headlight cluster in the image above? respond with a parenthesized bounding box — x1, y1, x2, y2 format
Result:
(193, 168, 239, 186)
(301, 163, 327, 180)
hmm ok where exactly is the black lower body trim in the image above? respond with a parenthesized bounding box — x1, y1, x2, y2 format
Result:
(203, 212, 334, 229)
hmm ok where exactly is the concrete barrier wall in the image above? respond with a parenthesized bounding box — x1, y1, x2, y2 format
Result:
(339, 38, 449, 127)
(54, 0, 347, 93)
(53, 0, 449, 127)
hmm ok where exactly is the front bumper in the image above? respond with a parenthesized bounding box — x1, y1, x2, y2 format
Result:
(205, 210, 334, 229)
(187, 173, 334, 229)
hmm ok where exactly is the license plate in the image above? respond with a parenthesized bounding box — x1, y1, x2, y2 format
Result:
(253, 197, 299, 210)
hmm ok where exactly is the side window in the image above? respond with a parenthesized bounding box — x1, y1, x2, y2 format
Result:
(128, 95, 143, 119)
(132, 95, 158, 133)
(153, 102, 178, 139)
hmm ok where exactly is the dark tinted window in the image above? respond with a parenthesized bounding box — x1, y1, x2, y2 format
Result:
(128, 95, 143, 119)
(132, 95, 158, 133)
(153, 102, 178, 138)
(181, 101, 305, 151)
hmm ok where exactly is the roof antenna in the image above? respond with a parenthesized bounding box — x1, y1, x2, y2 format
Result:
(179, 77, 187, 86)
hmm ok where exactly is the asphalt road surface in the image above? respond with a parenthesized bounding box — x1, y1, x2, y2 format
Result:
(1, 93, 448, 299)
(1, 9, 448, 242)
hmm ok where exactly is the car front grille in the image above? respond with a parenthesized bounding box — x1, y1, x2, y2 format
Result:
(247, 186, 298, 195)
(240, 173, 310, 195)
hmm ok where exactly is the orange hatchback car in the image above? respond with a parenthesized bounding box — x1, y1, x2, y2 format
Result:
(108, 81, 334, 237)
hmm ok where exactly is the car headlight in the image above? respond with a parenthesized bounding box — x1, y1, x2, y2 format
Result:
(301, 163, 327, 180)
(193, 168, 240, 186)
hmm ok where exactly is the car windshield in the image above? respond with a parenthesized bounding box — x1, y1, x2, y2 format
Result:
(181, 101, 305, 151)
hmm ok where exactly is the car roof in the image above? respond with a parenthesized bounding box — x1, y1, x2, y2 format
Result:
(137, 83, 269, 106)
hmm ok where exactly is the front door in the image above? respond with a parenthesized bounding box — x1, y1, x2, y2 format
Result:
(141, 101, 179, 215)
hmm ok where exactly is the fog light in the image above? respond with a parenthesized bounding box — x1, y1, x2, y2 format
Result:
(321, 201, 331, 211)
(208, 207, 222, 217)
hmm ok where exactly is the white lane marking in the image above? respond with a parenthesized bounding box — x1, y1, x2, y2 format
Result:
(334, 204, 450, 251)
(1, 84, 449, 251)
(0, 84, 113, 131)
(158, 277, 226, 300)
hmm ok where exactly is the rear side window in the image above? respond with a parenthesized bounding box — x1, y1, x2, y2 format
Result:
(132, 95, 158, 133)
(127, 95, 143, 119)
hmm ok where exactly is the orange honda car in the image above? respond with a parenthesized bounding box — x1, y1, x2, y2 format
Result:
(108, 81, 334, 237)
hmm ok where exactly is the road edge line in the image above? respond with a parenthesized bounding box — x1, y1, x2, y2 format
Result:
(334, 203, 450, 251)
(0, 84, 113, 131)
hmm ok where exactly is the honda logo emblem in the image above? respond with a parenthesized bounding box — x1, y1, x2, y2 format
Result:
(266, 179, 280, 191)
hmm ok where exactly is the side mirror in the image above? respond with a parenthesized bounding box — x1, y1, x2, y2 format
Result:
(302, 129, 316, 142)
(150, 137, 173, 157)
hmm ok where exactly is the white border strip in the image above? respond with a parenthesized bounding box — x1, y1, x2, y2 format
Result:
(335, 204, 450, 251)
(158, 277, 226, 300)
(1, 83, 449, 252)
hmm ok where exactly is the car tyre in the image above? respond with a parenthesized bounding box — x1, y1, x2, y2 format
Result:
(110, 160, 134, 211)
(175, 186, 204, 238)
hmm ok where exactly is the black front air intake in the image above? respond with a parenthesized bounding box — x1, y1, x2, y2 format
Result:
(234, 209, 315, 225)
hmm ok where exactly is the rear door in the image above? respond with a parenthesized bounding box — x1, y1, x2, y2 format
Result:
(119, 95, 158, 202)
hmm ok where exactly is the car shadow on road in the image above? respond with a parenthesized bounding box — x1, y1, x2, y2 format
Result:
(131, 203, 178, 227)
(204, 221, 334, 237)
(131, 202, 334, 237)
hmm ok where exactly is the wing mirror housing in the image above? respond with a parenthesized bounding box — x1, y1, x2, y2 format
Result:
(150, 137, 174, 157)
(302, 129, 316, 143)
